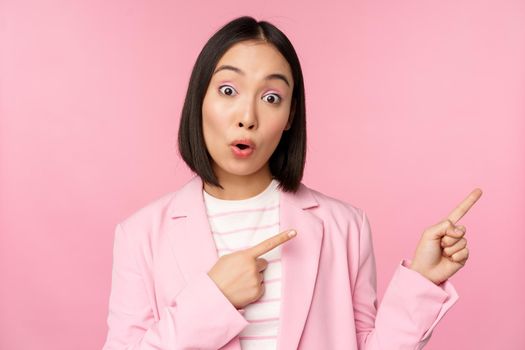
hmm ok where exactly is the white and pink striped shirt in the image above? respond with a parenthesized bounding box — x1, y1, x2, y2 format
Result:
(203, 178, 282, 350)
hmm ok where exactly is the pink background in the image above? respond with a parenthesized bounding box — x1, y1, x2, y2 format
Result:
(1, 0, 524, 349)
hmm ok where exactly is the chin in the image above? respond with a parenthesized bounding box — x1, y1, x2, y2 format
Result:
(226, 167, 260, 177)
(220, 161, 265, 177)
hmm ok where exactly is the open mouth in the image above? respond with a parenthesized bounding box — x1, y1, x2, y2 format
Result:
(231, 142, 254, 157)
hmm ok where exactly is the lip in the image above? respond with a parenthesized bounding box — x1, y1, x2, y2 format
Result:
(231, 145, 254, 158)
(230, 138, 256, 158)
(230, 138, 256, 150)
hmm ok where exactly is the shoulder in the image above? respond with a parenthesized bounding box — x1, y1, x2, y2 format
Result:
(116, 190, 177, 238)
(301, 182, 366, 227)
(114, 175, 202, 241)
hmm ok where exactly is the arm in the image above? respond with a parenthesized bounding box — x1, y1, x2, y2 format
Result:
(351, 210, 459, 350)
(102, 223, 249, 350)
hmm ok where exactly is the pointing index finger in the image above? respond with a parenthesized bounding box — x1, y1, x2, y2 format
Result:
(446, 188, 483, 224)
(245, 230, 296, 258)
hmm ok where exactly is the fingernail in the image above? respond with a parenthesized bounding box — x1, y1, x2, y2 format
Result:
(288, 230, 297, 237)
(454, 228, 463, 234)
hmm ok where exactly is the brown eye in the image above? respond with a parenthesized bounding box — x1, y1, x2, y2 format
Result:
(262, 93, 281, 104)
(218, 85, 237, 96)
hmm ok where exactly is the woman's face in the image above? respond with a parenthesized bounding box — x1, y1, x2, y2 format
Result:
(202, 40, 295, 180)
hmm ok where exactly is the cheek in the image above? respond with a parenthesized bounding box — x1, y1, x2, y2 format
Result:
(202, 96, 226, 142)
(264, 116, 288, 146)
(267, 121, 284, 136)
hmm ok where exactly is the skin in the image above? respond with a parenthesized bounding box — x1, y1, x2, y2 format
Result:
(208, 229, 298, 309)
(201, 39, 295, 200)
(410, 188, 483, 285)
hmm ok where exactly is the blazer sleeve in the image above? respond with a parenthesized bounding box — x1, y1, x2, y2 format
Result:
(102, 223, 249, 350)
(352, 209, 460, 350)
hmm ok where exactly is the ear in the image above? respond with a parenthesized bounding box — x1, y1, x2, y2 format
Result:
(284, 99, 296, 131)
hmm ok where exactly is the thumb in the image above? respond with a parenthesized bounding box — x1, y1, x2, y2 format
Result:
(424, 219, 463, 240)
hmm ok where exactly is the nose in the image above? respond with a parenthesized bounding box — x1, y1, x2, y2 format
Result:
(237, 97, 257, 130)
(238, 120, 255, 129)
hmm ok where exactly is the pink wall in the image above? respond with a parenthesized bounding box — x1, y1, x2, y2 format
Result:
(1, 0, 524, 349)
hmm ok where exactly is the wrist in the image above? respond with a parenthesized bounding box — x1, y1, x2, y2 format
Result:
(408, 262, 435, 284)
(411, 266, 444, 286)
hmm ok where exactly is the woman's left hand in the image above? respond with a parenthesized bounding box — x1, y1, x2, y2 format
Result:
(409, 188, 483, 285)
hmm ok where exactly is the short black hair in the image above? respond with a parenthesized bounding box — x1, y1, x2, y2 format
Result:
(177, 16, 307, 193)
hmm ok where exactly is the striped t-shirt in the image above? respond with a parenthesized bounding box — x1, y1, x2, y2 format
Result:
(203, 178, 282, 350)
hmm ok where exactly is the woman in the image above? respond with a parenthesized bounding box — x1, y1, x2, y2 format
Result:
(102, 16, 482, 350)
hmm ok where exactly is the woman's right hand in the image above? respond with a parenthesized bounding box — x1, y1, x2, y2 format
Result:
(207, 229, 297, 309)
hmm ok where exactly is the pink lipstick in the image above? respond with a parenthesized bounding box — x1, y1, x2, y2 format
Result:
(230, 138, 256, 158)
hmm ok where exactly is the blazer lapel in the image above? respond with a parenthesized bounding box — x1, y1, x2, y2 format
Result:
(165, 175, 324, 350)
(166, 175, 220, 280)
(278, 180, 324, 350)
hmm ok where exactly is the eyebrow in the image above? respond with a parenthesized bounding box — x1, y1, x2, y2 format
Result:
(213, 64, 291, 87)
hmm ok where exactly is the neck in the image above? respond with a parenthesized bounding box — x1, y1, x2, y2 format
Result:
(203, 164, 274, 200)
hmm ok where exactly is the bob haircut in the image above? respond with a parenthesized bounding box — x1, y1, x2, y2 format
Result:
(177, 16, 307, 193)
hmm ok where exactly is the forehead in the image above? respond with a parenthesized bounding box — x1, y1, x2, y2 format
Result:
(214, 41, 293, 82)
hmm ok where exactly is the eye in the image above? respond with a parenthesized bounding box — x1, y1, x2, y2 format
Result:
(262, 93, 281, 104)
(218, 85, 237, 96)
